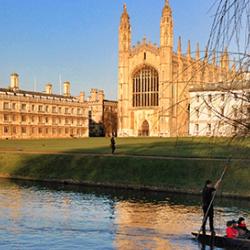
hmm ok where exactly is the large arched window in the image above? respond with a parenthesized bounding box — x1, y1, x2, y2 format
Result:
(132, 66, 159, 107)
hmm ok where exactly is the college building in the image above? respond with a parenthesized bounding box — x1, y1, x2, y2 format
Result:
(189, 80, 250, 137)
(0, 73, 117, 139)
(88, 88, 118, 137)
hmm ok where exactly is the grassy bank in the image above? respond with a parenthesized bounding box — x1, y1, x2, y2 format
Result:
(0, 137, 249, 159)
(0, 153, 249, 198)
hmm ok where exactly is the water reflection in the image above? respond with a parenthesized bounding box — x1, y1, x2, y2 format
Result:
(115, 201, 197, 250)
(0, 179, 249, 250)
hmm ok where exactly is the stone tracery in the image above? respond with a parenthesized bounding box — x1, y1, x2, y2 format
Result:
(132, 66, 159, 107)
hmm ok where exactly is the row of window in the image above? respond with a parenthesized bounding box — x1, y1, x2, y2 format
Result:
(2, 114, 85, 126)
(195, 123, 238, 135)
(195, 93, 240, 103)
(2, 102, 85, 115)
(3, 126, 86, 135)
(194, 123, 238, 134)
(194, 106, 243, 119)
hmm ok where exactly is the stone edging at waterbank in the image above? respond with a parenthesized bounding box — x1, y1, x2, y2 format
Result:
(0, 174, 249, 201)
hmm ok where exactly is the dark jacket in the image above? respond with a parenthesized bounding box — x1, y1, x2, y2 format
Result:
(202, 186, 216, 208)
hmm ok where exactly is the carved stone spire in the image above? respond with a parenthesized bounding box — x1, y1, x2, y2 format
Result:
(162, 0, 171, 15)
(119, 3, 131, 52)
(232, 58, 236, 73)
(195, 43, 201, 84)
(220, 51, 224, 68)
(212, 49, 216, 66)
(224, 47, 229, 71)
(196, 43, 200, 61)
(177, 36, 182, 57)
(204, 46, 208, 63)
(212, 50, 217, 83)
(120, 3, 130, 25)
(220, 47, 229, 71)
(160, 0, 173, 48)
(187, 40, 191, 59)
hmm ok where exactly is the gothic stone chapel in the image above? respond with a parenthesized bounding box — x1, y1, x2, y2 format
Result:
(118, 0, 231, 137)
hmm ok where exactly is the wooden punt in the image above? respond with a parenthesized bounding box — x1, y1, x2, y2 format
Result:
(192, 231, 250, 250)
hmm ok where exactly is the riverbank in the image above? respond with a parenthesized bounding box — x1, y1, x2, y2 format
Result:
(0, 151, 249, 199)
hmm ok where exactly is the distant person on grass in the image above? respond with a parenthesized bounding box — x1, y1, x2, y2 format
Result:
(110, 136, 116, 154)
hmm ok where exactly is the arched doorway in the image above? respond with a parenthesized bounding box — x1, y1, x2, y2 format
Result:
(139, 120, 150, 136)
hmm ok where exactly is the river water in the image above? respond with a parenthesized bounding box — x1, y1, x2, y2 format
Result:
(0, 179, 249, 250)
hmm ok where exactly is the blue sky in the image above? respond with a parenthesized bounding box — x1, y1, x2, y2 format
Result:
(0, 0, 215, 100)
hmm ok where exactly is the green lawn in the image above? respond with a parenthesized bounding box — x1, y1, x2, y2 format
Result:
(0, 137, 249, 159)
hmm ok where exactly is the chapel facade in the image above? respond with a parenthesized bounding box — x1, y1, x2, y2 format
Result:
(118, 0, 233, 137)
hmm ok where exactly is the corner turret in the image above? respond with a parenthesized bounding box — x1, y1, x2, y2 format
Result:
(119, 4, 131, 53)
(160, 0, 173, 48)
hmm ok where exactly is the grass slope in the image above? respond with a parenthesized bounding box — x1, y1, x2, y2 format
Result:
(0, 153, 249, 197)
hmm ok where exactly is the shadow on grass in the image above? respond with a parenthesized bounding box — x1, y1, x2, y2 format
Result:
(0, 137, 249, 159)
(59, 138, 250, 160)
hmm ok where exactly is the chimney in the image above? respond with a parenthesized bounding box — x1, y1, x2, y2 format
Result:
(97, 90, 104, 102)
(45, 83, 52, 94)
(63, 81, 71, 96)
(90, 88, 97, 101)
(79, 91, 85, 102)
(10, 73, 19, 90)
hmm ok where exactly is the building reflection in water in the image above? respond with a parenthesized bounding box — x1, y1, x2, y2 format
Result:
(0, 181, 23, 233)
(0, 180, 75, 233)
(114, 201, 199, 250)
